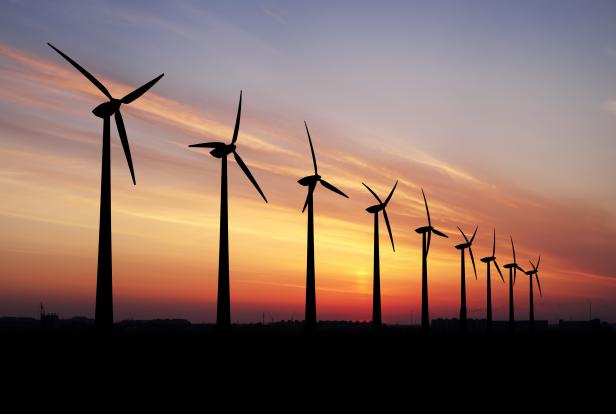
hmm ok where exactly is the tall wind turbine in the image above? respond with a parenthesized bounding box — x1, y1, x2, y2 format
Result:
(415, 189, 448, 334)
(48, 43, 163, 332)
(363, 181, 397, 330)
(524, 257, 542, 333)
(299, 121, 348, 333)
(503, 236, 525, 334)
(189, 91, 268, 333)
(480, 229, 505, 333)
(454, 226, 478, 334)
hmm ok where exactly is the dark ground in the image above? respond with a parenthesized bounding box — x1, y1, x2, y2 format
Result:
(2, 320, 615, 413)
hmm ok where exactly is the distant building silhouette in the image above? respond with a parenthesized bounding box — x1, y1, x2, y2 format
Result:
(431, 318, 548, 334)
(558, 319, 609, 333)
(40, 303, 59, 328)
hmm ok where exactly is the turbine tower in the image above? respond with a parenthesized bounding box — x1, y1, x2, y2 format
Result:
(524, 257, 543, 333)
(299, 121, 348, 333)
(415, 189, 448, 334)
(454, 226, 478, 334)
(480, 229, 504, 333)
(363, 181, 397, 330)
(503, 236, 525, 334)
(189, 91, 268, 333)
(48, 43, 163, 332)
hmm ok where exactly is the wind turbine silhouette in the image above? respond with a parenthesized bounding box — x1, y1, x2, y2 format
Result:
(189, 91, 267, 333)
(363, 181, 397, 330)
(415, 189, 448, 334)
(503, 236, 525, 334)
(299, 121, 348, 333)
(47, 43, 163, 332)
(454, 226, 478, 334)
(480, 229, 504, 333)
(524, 256, 542, 333)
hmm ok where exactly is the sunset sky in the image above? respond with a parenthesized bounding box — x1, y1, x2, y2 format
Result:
(1, 1, 616, 323)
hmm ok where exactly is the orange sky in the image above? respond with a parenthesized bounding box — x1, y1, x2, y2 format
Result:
(1, 39, 616, 324)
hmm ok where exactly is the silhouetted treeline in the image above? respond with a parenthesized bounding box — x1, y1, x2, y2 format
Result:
(2, 324, 616, 413)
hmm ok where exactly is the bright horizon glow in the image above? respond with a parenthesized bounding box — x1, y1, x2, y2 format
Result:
(1, 1, 616, 324)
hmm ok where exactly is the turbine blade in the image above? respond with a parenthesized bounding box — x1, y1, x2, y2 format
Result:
(510, 235, 516, 264)
(457, 226, 469, 243)
(384, 180, 398, 206)
(320, 179, 348, 198)
(536, 274, 542, 297)
(302, 183, 316, 213)
(231, 91, 242, 144)
(421, 188, 431, 226)
(47, 43, 112, 99)
(432, 228, 448, 238)
(426, 231, 432, 255)
(362, 182, 382, 203)
(514, 267, 517, 285)
(469, 247, 478, 280)
(492, 228, 496, 257)
(121, 73, 164, 104)
(304, 121, 318, 174)
(188, 142, 225, 148)
(114, 111, 136, 185)
(516, 264, 525, 273)
(494, 260, 504, 282)
(536, 255, 541, 271)
(382, 209, 395, 252)
(233, 151, 267, 202)
(470, 226, 478, 244)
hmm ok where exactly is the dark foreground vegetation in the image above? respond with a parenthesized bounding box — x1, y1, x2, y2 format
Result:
(2, 319, 615, 413)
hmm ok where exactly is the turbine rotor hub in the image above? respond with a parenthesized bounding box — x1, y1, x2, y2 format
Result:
(92, 98, 121, 119)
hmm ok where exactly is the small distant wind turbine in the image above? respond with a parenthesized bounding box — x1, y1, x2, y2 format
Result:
(524, 256, 543, 333)
(299, 122, 348, 333)
(415, 189, 448, 334)
(47, 43, 163, 332)
(480, 229, 505, 333)
(503, 236, 525, 334)
(454, 226, 478, 334)
(189, 91, 268, 333)
(363, 181, 397, 330)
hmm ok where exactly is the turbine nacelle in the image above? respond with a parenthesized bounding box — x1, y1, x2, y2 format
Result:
(480, 256, 496, 263)
(298, 174, 321, 187)
(455, 242, 471, 250)
(210, 143, 237, 159)
(92, 99, 121, 118)
(366, 204, 385, 213)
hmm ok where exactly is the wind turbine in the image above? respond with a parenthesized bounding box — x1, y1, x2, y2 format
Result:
(47, 43, 163, 332)
(524, 257, 543, 333)
(454, 226, 478, 334)
(299, 121, 348, 333)
(189, 91, 268, 333)
(415, 189, 448, 334)
(363, 181, 397, 330)
(503, 236, 525, 334)
(480, 229, 505, 333)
